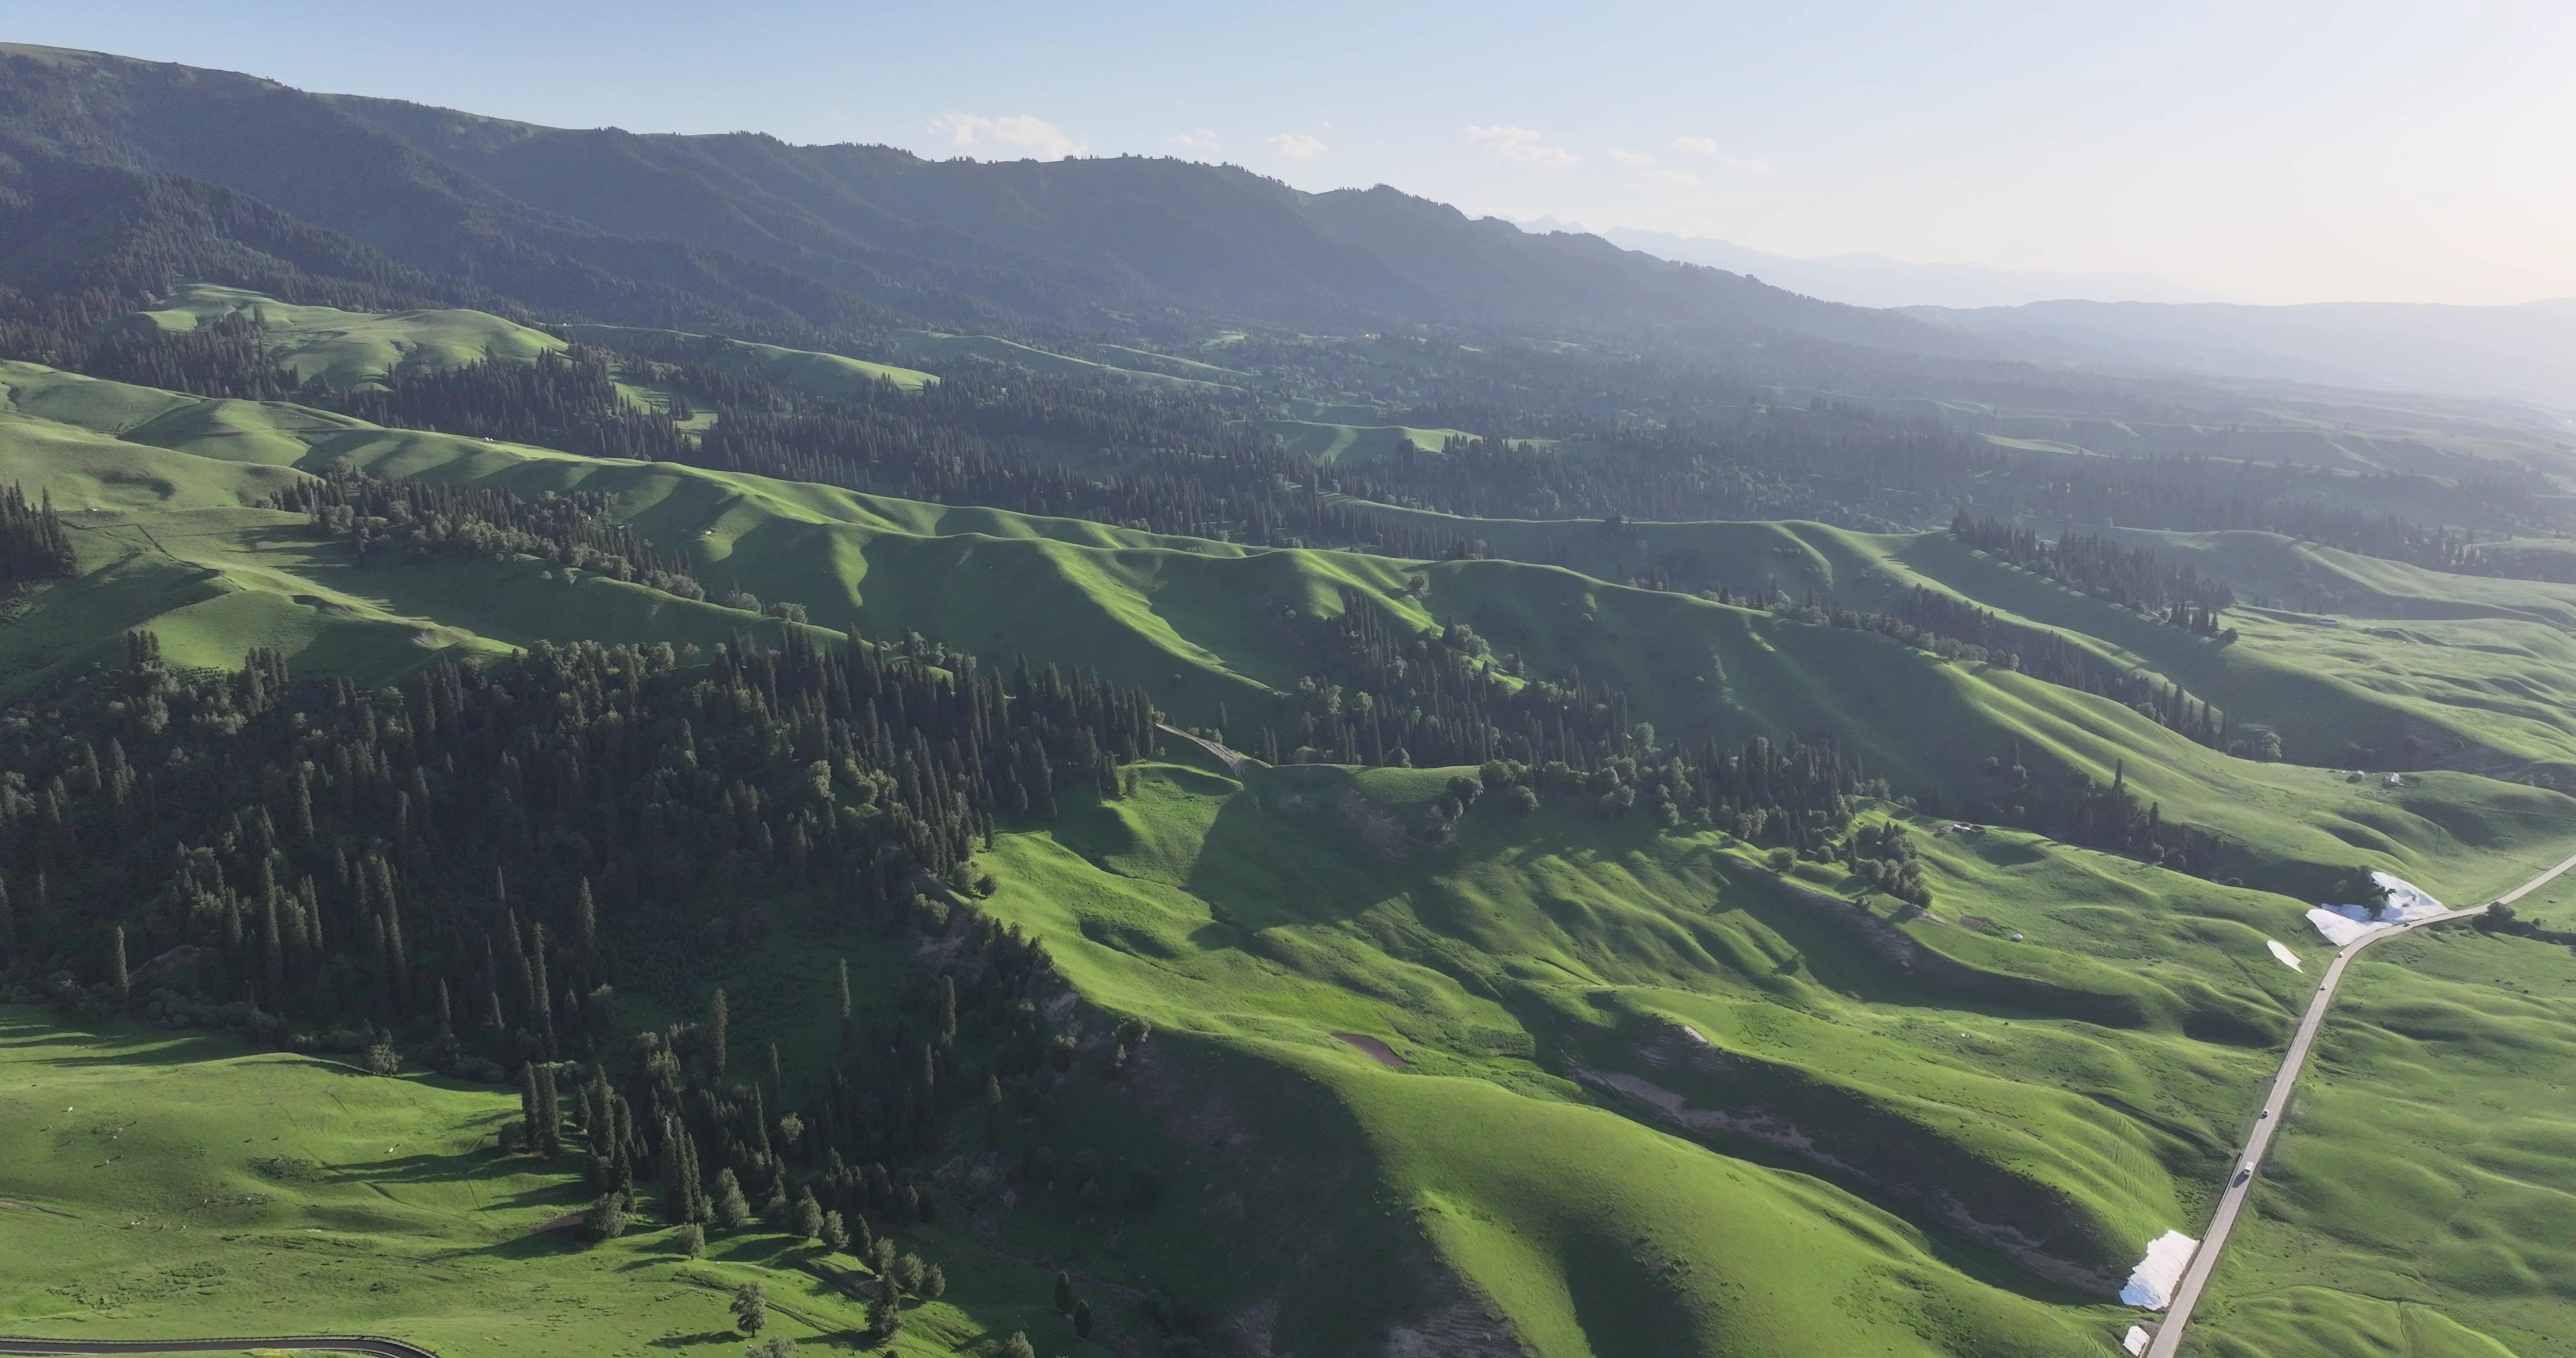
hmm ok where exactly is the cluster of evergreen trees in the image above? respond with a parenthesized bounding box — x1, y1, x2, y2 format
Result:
(1232, 592, 1887, 852)
(333, 347, 692, 462)
(265, 466, 707, 600)
(0, 623, 1183, 1338)
(1749, 586, 2233, 749)
(0, 625, 1154, 1032)
(0, 482, 74, 592)
(1940, 747, 2220, 876)
(1843, 820, 1929, 907)
(81, 308, 309, 401)
(1952, 516, 2234, 626)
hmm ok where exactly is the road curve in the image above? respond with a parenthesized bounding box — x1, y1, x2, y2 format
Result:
(0, 1339, 434, 1358)
(2144, 848, 2576, 1357)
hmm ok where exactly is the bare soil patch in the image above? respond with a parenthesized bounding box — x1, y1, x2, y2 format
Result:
(1332, 1033, 1407, 1068)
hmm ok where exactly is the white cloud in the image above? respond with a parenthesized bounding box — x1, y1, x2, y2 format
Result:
(929, 113, 1087, 160)
(1172, 127, 1220, 152)
(1465, 125, 1579, 168)
(1640, 167, 1700, 187)
(1608, 148, 1656, 167)
(1268, 132, 1328, 160)
(1671, 135, 1770, 173)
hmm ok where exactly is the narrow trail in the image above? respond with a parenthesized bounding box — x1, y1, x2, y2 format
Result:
(2143, 847, 2576, 1357)
(1154, 723, 1245, 774)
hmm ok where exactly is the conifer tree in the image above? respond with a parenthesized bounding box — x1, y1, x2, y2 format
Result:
(713, 1168, 750, 1230)
(708, 987, 730, 1083)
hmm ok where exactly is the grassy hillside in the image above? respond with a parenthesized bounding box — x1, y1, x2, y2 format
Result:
(7, 356, 2576, 1355)
(120, 283, 566, 391)
(7, 359, 2573, 904)
(2186, 923, 2576, 1357)
(877, 330, 1230, 391)
(0, 1008, 1087, 1357)
(1339, 501, 2576, 780)
(561, 322, 936, 394)
(961, 750, 2575, 1354)
(1257, 418, 1473, 463)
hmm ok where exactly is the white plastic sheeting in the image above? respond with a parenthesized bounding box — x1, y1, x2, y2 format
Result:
(2121, 1230, 2199, 1309)
(2306, 872, 2447, 945)
(2265, 939, 2304, 971)
(2124, 1324, 2151, 1354)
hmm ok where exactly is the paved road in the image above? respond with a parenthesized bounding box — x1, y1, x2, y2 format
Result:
(0, 1339, 433, 1358)
(2144, 848, 2576, 1357)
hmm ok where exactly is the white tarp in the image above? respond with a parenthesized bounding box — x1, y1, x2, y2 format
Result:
(2265, 939, 2303, 971)
(2121, 1230, 2199, 1309)
(2307, 873, 2447, 945)
(2124, 1324, 2151, 1355)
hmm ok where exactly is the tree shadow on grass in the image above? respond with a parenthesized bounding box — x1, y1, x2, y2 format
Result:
(0, 1007, 247, 1068)
(646, 1330, 743, 1349)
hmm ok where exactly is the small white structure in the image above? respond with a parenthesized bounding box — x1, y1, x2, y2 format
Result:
(2121, 1230, 2199, 1309)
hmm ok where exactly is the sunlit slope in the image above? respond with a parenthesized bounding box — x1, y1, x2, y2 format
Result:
(6, 362, 2572, 899)
(0, 1010, 1096, 1358)
(1342, 501, 2576, 775)
(0, 504, 827, 694)
(877, 329, 1230, 390)
(959, 751, 2563, 1355)
(2190, 924, 2576, 1358)
(118, 282, 566, 390)
(1257, 418, 1471, 463)
(561, 322, 936, 393)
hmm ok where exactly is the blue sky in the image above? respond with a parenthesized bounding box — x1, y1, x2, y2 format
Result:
(14, 1, 2570, 304)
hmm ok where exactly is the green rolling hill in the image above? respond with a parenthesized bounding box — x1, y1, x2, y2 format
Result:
(0, 86, 2570, 1354)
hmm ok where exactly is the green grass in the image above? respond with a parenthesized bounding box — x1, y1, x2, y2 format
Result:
(1332, 501, 2576, 781)
(0, 1008, 1046, 1357)
(10, 358, 2574, 904)
(561, 323, 936, 394)
(877, 330, 1230, 390)
(1257, 418, 1474, 463)
(121, 284, 564, 391)
(954, 749, 2561, 1354)
(11, 345, 2576, 1353)
(2186, 925, 2576, 1357)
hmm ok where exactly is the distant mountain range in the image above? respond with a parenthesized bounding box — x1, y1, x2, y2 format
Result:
(1518, 220, 2231, 309)
(1522, 219, 2576, 410)
(4, 41, 2570, 413)
(1903, 299, 2576, 412)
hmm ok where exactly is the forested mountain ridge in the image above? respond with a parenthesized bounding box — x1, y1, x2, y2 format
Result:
(0, 42, 1952, 349)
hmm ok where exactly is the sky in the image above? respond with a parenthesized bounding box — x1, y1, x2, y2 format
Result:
(13, 0, 2572, 306)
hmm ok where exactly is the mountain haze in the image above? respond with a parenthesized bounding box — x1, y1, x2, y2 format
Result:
(1550, 221, 2232, 309)
(1907, 298, 2576, 411)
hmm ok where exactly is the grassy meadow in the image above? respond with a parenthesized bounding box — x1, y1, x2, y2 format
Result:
(0, 1008, 1105, 1358)
(2186, 923, 2576, 1357)
(5, 290, 2576, 1356)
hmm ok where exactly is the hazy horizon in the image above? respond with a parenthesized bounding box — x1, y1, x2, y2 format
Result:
(10, 0, 2570, 308)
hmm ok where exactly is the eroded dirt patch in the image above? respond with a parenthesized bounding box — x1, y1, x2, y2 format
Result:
(1332, 1032, 1407, 1068)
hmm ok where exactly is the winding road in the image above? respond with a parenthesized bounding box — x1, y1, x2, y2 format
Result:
(2143, 848, 2576, 1358)
(0, 1339, 433, 1358)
